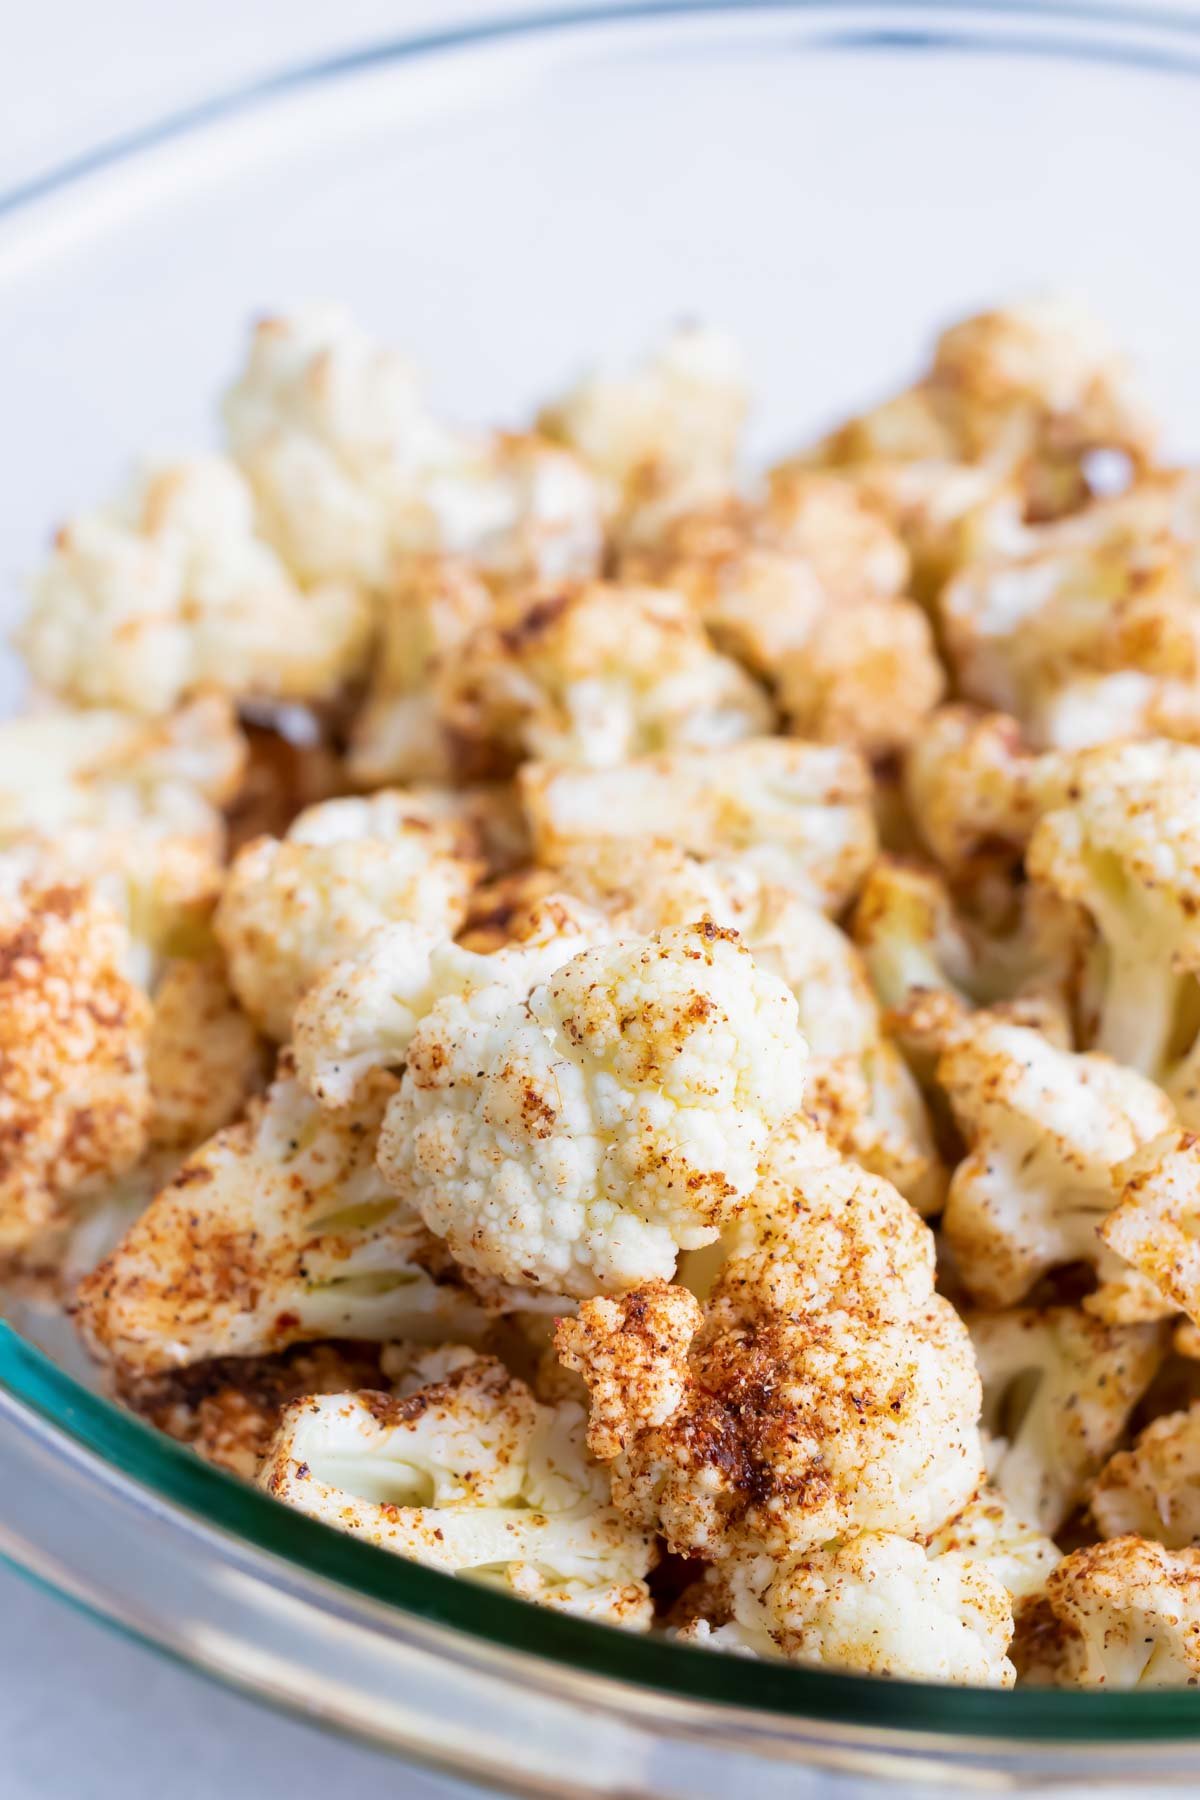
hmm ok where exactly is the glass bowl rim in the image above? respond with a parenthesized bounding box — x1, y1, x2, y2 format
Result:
(5, 0, 1200, 1750)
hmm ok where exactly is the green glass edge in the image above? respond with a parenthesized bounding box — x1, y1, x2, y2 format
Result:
(3, 0, 1200, 1748)
(2, 1320, 1198, 1741)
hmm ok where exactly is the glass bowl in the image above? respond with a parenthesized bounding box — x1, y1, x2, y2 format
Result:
(4, 4, 1200, 1791)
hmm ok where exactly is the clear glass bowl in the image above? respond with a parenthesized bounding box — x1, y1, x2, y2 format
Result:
(4, 5, 1200, 1791)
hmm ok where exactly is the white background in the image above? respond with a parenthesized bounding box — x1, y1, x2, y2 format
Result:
(1, 14, 567, 1796)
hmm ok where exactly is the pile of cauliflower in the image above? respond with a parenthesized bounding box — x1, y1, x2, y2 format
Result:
(12, 296, 1200, 1689)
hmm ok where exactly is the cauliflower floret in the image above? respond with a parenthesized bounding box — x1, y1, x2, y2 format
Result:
(20, 456, 371, 716)
(215, 790, 481, 1040)
(903, 704, 1041, 877)
(0, 880, 150, 1268)
(941, 472, 1200, 748)
(970, 1306, 1167, 1533)
(521, 739, 876, 915)
(927, 1487, 1061, 1603)
(345, 559, 498, 785)
(225, 308, 603, 592)
(559, 1157, 984, 1560)
(776, 596, 945, 761)
(1013, 1537, 1200, 1688)
(74, 1058, 497, 1377)
(0, 696, 245, 982)
(853, 858, 1082, 1062)
(377, 922, 805, 1298)
(293, 895, 608, 1110)
(937, 1014, 1175, 1312)
(146, 956, 267, 1153)
(539, 325, 747, 533)
(121, 1341, 387, 1481)
(812, 299, 1155, 521)
(437, 581, 772, 774)
(1026, 739, 1200, 1080)
(679, 1532, 1015, 1686)
(257, 1355, 655, 1626)
(1091, 1403, 1200, 1547)
(1102, 1129, 1200, 1326)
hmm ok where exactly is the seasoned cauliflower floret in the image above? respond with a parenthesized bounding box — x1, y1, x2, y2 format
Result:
(937, 1014, 1175, 1312)
(437, 581, 772, 774)
(293, 895, 608, 1110)
(0, 696, 245, 982)
(20, 456, 371, 716)
(812, 299, 1155, 522)
(776, 596, 945, 761)
(74, 1059, 496, 1377)
(941, 472, 1200, 748)
(1013, 1537, 1200, 1688)
(971, 1305, 1167, 1533)
(927, 1487, 1060, 1604)
(522, 739, 876, 915)
(559, 1156, 984, 1560)
(146, 956, 267, 1153)
(0, 880, 151, 1266)
(215, 790, 481, 1040)
(225, 307, 603, 591)
(903, 704, 1040, 877)
(1091, 1402, 1200, 1547)
(680, 1531, 1015, 1686)
(539, 325, 747, 533)
(1102, 1129, 1200, 1326)
(1027, 739, 1200, 1080)
(377, 922, 805, 1298)
(258, 1354, 655, 1626)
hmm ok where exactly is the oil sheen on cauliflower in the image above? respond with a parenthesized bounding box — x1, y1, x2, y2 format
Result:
(558, 1155, 984, 1560)
(970, 1305, 1167, 1534)
(20, 456, 371, 716)
(1013, 1537, 1200, 1688)
(215, 790, 481, 1041)
(258, 1353, 655, 1626)
(0, 879, 151, 1267)
(74, 1058, 498, 1377)
(377, 922, 806, 1298)
(521, 738, 876, 915)
(937, 1013, 1175, 1312)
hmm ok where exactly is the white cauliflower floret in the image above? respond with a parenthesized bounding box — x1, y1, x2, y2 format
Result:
(1013, 1537, 1200, 1688)
(812, 299, 1156, 521)
(852, 858, 1082, 1061)
(1027, 739, 1200, 1080)
(776, 596, 946, 761)
(680, 1532, 1015, 1686)
(74, 1059, 496, 1377)
(927, 1487, 1061, 1603)
(937, 1014, 1175, 1312)
(257, 1355, 655, 1627)
(346, 559, 497, 785)
(539, 325, 748, 531)
(0, 880, 150, 1266)
(146, 956, 267, 1153)
(226, 309, 602, 591)
(559, 1157, 984, 1560)
(377, 922, 805, 1298)
(1102, 1129, 1200, 1326)
(215, 790, 481, 1040)
(20, 456, 370, 715)
(903, 704, 1041, 877)
(0, 696, 244, 982)
(941, 472, 1200, 748)
(970, 1306, 1167, 1533)
(521, 739, 876, 915)
(293, 895, 608, 1110)
(438, 581, 772, 773)
(1091, 1403, 1200, 1547)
